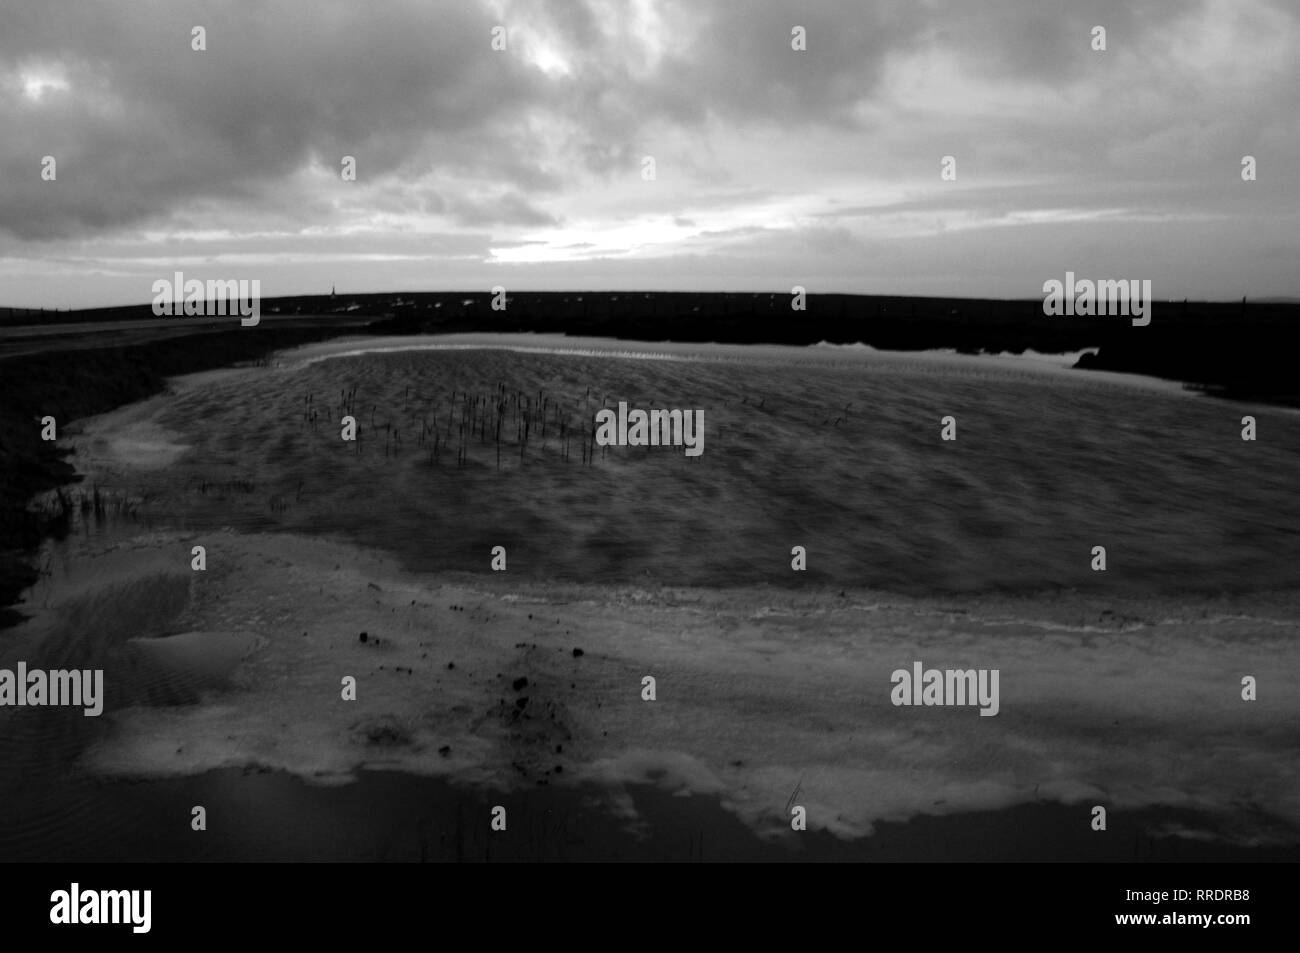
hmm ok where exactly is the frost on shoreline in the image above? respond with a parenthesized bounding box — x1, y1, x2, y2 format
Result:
(41, 527, 1298, 848)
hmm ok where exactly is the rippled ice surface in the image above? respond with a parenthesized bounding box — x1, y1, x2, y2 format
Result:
(87, 339, 1300, 598)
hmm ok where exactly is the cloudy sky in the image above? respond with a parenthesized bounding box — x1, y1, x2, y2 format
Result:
(2, 0, 1298, 309)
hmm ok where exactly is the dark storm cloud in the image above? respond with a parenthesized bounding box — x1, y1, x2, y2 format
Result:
(525, 0, 936, 179)
(648, 0, 931, 125)
(924, 0, 1183, 82)
(3, 0, 1143, 240)
(0, 0, 547, 239)
(3, 0, 1285, 238)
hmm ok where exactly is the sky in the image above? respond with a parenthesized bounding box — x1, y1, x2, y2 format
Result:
(2, 0, 1298, 309)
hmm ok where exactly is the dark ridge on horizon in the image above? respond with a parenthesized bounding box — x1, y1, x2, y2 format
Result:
(4, 290, 1299, 409)
(3, 289, 1296, 324)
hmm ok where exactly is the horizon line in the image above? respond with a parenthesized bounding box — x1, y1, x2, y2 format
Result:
(5, 289, 1297, 315)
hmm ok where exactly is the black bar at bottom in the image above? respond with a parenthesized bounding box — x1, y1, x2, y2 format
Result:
(5, 861, 1286, 943)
